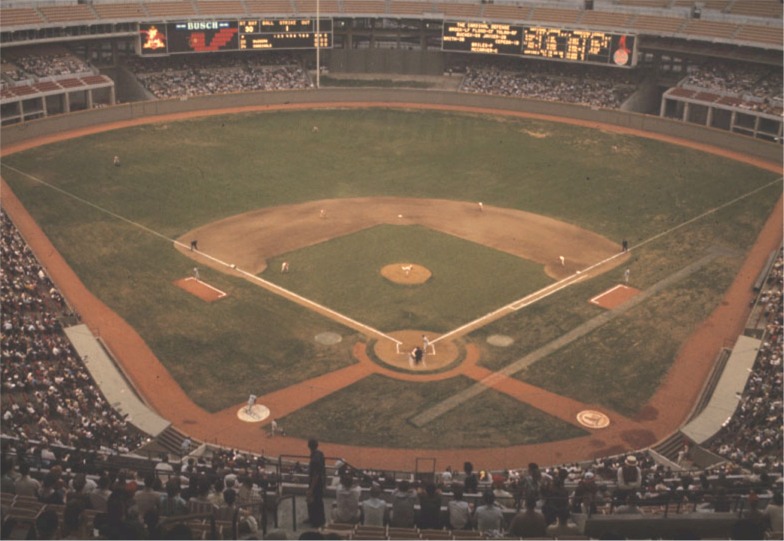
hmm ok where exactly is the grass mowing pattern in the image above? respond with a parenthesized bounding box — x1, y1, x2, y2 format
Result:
(1, 108, 780, 437)
(280, 374, 588, 448)
(263, 225, 552, 333)
(471, 192, 779, 415)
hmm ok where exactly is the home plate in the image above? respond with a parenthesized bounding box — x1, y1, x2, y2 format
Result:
(589, 284, 641, 310)
(237, 404, 270, 422)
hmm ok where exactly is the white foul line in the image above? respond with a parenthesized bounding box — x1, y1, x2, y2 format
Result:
(177, 242, 402, 345)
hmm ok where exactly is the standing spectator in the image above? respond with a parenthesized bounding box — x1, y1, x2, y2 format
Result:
(62, 500, 89, 540)
(440, 466, 453, 488)
(521, 463, 550, 504)
(417, 482, 442, 530)
(571, 471, 598, 514)
(217, 488, 239, 522)
(332, 473, 361, 524)
(154, 454, 174, 484)
(160, 478, 188, 517)
(508, 497, 547, 538)
(616, 456, 642, 499)
(463, 462, 478, 494)
(448, 484, 472, 530)
(306, 438, 326, 527)
(541, 471, 570, 525)
(474, 490, 504, 537)
(180, 437, 191, 457)
(389, 480, 417, 528)
(762, 492, 783, 536)
(133, 471, 161, 520)
(1, 457, 15, 494)
(90, 475, 112, 513)
(360, 483, 387, 527)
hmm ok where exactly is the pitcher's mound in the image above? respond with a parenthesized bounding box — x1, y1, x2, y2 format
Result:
(381, 263, 431, 285)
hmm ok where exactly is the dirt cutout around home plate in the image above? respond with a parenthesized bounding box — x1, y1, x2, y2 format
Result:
(372, 329, 460, 373)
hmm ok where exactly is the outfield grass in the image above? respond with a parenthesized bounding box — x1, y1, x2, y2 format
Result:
(280, 374, 588, 448)
(263, 224, 552, 332)
(1, 108, 780, 439)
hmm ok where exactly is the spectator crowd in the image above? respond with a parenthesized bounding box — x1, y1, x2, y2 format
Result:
(680, 60, 783, 115)
(125, 52, 311, 99)
(0, 211, 145, 455)
(709, 251, 783, 472)
(456, 57, 640, 109)
(2, 48, 91, 80)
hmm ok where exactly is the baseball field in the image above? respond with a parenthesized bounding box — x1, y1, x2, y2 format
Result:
(1, 105, 781, 467)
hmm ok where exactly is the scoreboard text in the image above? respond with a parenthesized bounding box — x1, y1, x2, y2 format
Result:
(442, 21, 636, 66)
(139, 19, 332, 55)
(239, 19, 332, 50)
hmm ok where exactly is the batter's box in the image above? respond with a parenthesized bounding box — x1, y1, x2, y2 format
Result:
(174, 277, 228, 303)
(590, 284, 641, 310)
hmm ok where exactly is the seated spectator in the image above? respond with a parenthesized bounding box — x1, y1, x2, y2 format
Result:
(474, 490, 504, 537)
(359, 483, 386, 527)
(614, 492, 643, 515)
(508, 496, 546, 538)
(332, 473, 361, 524)
(417, 481, 442, 530)
(447, 484, 472, 530)
(34, 507, 60, 540)
(546, 506, 581, 537)
(38, 470, 65, 504)
(389, 479, 417, 528)
(61, 499, 89, 540)
(14, 462, 40, 497)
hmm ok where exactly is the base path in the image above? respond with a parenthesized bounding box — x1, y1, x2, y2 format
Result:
(1, 100, 781, 471)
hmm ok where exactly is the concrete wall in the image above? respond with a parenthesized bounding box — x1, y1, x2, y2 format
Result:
(328, 49, 444, 75)
(2, 88, 781, 166)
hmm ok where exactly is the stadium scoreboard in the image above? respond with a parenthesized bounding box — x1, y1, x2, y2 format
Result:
(139, 19, 332, 55)
(442, 21, 636, 67)
(239, 19, 332, 50)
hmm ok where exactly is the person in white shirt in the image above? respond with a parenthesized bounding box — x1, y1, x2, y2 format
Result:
(448, 484, 472, 530)
(360, 483, 387, 526)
